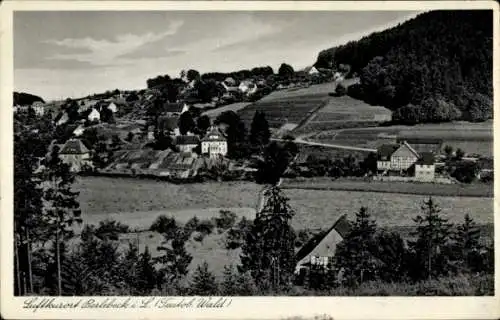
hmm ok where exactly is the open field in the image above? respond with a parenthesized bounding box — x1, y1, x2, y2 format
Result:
(281, 177, 493, 198)
(283, 188, 493, 229)
(201, 102, 251, 120)
(73, 176, 493, 278)
(260, 82, 337, 101)
(75, 176, 492, 232)
(260, 78, 359, 102)
(311, 121, 493, 156)
(294, 96, 392, 135)
(74, 177, 261, 218)
(237, 95, 328, 129)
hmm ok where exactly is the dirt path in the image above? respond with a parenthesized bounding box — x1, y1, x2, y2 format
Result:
(271, 137, 376, 152)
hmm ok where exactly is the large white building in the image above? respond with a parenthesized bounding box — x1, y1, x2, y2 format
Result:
(201, 127, 228, 158)
(58, 139, 91, 172)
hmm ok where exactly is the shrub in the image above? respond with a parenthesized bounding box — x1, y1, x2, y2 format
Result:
(196, 219, 215, 235)
(215, 210, 237, 231)
(335, 83, 347, 96)
(184, 216, 200, 235)
(95, 219, 130, 240)
(150, 215, 179, 239)
(346, 83, 364, 100)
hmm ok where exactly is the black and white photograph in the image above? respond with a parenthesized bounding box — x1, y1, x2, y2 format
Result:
(4, 0, 497, 313)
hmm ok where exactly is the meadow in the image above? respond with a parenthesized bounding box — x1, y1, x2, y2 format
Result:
(201, 102, 251, 120)
(237, 95, 328, 129)
(73, 176, 493, 278)
(294, 96, 392, 135)
(280, 177, 493, 197)
(75, 177, 492, 233)
(311, 121, 493, 156)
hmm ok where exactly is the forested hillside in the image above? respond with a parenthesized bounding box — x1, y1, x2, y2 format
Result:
(13, 92, 45, 106)
(315, 10, 493, 124)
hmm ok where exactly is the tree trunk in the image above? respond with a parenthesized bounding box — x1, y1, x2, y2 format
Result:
(26, 230, 34, 294)
(56, 228, 62, 295)
(14, 236, 22, 295)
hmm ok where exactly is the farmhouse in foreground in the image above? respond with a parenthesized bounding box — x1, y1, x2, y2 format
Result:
(294, 214, 351, 284)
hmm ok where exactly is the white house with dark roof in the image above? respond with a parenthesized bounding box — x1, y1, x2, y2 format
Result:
(58, 139, 91, 172)
(201, 126, 228, 158)
(87, 108, 100, 122)
(238, 80, 258, 95)
(32, 101, 45, 116)
(294, 215, 351, 282)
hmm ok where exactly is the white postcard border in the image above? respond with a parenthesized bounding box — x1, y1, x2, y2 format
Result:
(1, 1, 499, 319)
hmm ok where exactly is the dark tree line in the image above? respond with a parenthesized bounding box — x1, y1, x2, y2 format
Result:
(14, 92, 45, 106)
(201, 66, 274, 82)
(305, 198, 493, 291)
(315, 10, 493, 123)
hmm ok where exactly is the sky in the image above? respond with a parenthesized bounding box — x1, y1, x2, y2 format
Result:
(14, 10, 421, 101)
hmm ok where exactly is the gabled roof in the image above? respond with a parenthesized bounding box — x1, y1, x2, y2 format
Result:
(399, 141, 420, 158)
(397, 138, 443, 154)
(59, 139, 89, 154)
(163, 102, 184, 113)
(416, 152, 435, 165)
(174, 135, 200, 145)
(377, 144, 400, 160)
(157, 116, 178, 131)
(295, 215, 351, 265)
(202, 127, 227, 142)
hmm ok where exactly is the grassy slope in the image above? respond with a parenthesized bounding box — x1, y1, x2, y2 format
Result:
(74, 177, 493, 279)
(75, 176, 493, 231)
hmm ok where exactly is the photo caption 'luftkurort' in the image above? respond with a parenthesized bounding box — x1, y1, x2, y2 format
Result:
(23, 297, 232, 312)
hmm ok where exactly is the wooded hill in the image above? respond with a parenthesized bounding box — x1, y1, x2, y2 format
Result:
(315, 10, 493, 124)
(14, 92, 45, 106)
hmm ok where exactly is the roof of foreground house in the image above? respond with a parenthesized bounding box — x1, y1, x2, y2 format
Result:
(59, 139, 90, 155)
(295, 215, 351, 266)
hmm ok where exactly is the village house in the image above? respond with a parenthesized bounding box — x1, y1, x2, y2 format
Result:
(201, 126, 228, 158)
(294, 215, 351, 284)
(87, 108, 100, 122)
(157, 115, 181, 137)
(107, 102, 118, 113)
(376, 140, 437, 182)
(304, 66, 320, 76)
(174, 135, 201, 153)
(163, 102, 189, 117)
(31, 101, 45, 116)
(58, 139, 91, 172)
(55, 111, 69, 126)
(238, 80, 258, 95)
(72, 124, 85, 137)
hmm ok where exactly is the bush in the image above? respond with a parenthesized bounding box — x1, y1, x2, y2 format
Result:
(347, 83, 364, 100)
(95, 219, 130, 240)
(150, 215, 179, 238)
(225, 217, 252, 250)
(215, 210, 237, 231)
(196, 219, 215, 235)
(184, 216, 200, 235)
(335, 83, 347, 96)
(450, 161, 480, 183)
